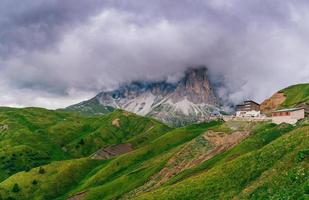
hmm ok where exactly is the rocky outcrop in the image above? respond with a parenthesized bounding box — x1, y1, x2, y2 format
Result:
(172, 67, 218, 105)
(260, 92, 286, 116)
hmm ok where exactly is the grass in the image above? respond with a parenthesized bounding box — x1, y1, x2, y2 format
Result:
(163, 122, 294, 186)
(135, 125, 309, 200)
(0, 118, 221, 200)
(0, 107, 171, 182)
(63, 97, 115, 116)
(279, 83, 309, 108)
(71, 120, 222, 200)
(0, 105, 307, 200)
(0, 158, 104, 200)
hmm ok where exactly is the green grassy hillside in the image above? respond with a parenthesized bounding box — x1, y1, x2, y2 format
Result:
(279, 83, 309, 108)
(0, 116, 222, 200)
(0, 107, 170, 182)
(135, 125, 309, 200)
(63, 98, 114, 116)
(0, 106, 308, 200)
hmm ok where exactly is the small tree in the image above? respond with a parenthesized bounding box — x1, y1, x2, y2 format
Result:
(38, 167, 45, 174)
(79, 139, 85, 145)
(32, 179, 38, 185)
(25, 166, 31, 172)
(12, 183, 20, 193)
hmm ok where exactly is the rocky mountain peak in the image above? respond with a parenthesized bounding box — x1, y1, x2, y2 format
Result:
(173, 66, 218, 105)
(68, 66, 221, 126)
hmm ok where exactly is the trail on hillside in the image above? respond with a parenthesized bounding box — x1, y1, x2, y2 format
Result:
(121, 130, 250, 199)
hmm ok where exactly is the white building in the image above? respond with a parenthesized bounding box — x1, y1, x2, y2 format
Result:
(272, 108, 305, 125)
(236, 110, 261, 118)
(236, 100, 261, 118)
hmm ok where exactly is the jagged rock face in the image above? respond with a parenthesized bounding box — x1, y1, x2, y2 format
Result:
(171, 67, 218, 105)
(70, 67, 220, 126)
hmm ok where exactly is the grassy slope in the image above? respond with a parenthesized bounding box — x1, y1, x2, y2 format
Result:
(0, 120, 222, 200)
(0, 158, 104, 200)
(63, 97, 115, 116)
(280, 83, 309, 108)
(68, 121, 222, 200)
(0, 105, 307, 200)
(164, 123, 294, 186)
(135, 125, 309, 200)
(0, 107, 170, 182)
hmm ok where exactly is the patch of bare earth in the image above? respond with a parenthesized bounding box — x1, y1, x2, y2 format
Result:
(260, 92, 286, 115)
(123, 111, 131, 116)
(91, 143, 133, 160)
(67, 191, 87, 200)
(112, 118, 120, 127)
(121, 130, 250, 199)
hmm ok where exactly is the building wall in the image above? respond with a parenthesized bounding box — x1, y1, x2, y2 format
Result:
(290, 109, 305, 119)
(272, 109, 305, 125)
(272, 116, 298, 125)
(236, 110, 261, 117)
(236, 101, 260, 112)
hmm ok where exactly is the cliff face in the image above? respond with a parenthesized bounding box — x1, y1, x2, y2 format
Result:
(172, 67, 218, 105)
(68, 66, 221, 126)
(260, 92, 286, 116)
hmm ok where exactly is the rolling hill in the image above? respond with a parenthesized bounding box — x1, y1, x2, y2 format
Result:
(0, 107, 170, 182)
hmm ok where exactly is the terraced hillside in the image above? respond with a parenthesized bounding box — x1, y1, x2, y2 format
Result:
(0, 107, 308, 200)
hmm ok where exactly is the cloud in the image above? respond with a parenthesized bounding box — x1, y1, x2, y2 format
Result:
(0, 0, 309, 108)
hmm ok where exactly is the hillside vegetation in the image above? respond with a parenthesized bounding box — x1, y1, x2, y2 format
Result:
(279, 83, 309, 108)
(0, 106, 308, 200)
(0, 107, 170, 182)
(261, 83, 309, 115)
(135, 125, 309, 200)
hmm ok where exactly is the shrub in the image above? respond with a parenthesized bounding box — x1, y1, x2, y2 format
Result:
(38, 167, 45, 174)
(32, 179, 38, 185)
(25, 166, 31, 172)
(296, 149, 309, 162)
(79, 139, 85, 145)
(12, 183, 20, 193)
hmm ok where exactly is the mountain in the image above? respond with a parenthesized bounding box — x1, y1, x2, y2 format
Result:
(261, 83, 309, 115)
(67, 67, 221, 126)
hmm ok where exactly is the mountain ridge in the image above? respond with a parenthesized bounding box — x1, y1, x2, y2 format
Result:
(67, 66, 221, 126)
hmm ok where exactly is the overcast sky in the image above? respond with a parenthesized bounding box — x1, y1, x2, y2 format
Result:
(0, 0, 309, 108)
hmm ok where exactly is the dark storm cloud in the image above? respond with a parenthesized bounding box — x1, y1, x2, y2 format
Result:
(0, 0, 309, 108)
(0, 0, 106, 56)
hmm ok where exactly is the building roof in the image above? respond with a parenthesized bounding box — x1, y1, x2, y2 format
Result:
(272, 107, 304, 113)
(244, 100, 260, 105)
